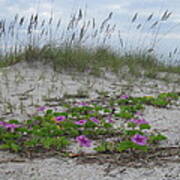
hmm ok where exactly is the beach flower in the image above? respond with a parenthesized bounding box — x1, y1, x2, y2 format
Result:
(4, 123, 21, 132)
(74, 120, 87, 125)
(54, 116, 66, 122)
(55, 116, 66, 122)
(90, 117, 100, 124)
(37, 106, 46, 112)
(76, 135, 92, 147)
(131, 134, 148, 146)
(120, 95, 129, 99)
(0, 121, 6, 126)
(129, 118, 149, 125)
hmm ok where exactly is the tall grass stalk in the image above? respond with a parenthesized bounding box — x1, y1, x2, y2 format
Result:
(0, 8, 179, 78)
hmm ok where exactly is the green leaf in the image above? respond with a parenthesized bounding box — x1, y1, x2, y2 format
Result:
(0, 144, 10, 150)
(139, 124, 151, 130)
(94, 142, 115, 152)
(151, 98, 168, 107)
(104, 109, 111, 113)
(103, 123, 113, 128)
(10, 143, 21, 152)
(83, 129, 94, 136)
(46, 109, 53, 115)
(133, 144, 148, 151)
(8, 120, 20, 124)
(41, 137, 55, 149)
(2, 132, 21, 140)
(66, 128, 79, 137)
(94, 143, 107, 152)
(55, 137, 69, 150)
(149, 134, 167, 143)
(85, 121, 98, 128)
(116, 141, 134, 152)
(115, 112, 133, 119)
(17, 127, 30, 134)
(24, 138, 40, 148)
(124, 130, 142, 136)
(127, 122, 136, 128)
(53, 112, 68, 116)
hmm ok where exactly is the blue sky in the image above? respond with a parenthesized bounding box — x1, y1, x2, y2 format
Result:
(0, 0, 180, 61)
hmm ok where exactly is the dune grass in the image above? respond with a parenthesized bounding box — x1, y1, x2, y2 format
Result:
(0, 9, 179, 79)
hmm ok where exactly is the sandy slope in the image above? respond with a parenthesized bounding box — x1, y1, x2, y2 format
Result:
(0, 62, 180, 180)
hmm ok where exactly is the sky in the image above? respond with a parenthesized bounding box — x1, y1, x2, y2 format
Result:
(0, 0, 180, 62)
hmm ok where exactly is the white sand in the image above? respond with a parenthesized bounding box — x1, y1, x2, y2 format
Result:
(0, 62, 180, 180)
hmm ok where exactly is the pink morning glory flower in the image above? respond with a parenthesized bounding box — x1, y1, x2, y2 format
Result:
(55, 116, 66, 122)
(90, 117, 100, 124)
(4, 123, 21, 132)
(0, 121, 6, 126)
(37, 106, 46, 112)
(129, 118, 149, 125)
(76, 135, 92, 147)
(74, 120, 87, 125)
(131, 134, 148, 146)
(120, 95, 129, 99)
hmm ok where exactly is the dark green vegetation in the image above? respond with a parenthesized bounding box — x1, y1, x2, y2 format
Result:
(0, 10, 180, 78)
(0, 92, 179, 158)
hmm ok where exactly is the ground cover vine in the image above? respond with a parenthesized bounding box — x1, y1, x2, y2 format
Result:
(0, 92, 179, 159)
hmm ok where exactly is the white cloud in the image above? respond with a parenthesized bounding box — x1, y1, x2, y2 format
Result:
(161, 32, 180, 40)
(171, 14, 180, 23)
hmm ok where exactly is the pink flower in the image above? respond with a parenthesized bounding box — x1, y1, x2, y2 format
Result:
(120, 95, 129, 99)
(90, 117, 100, 124)
(37, 106, 46, 112)
(75, 120, 87, 125)
(129, 118, 149, 125)
(4, 123, 21, 132)
(0, 121, 6, 126)
(76, 135, 92, 147)
(131, 134, 148, 146)
(55, 116, 66, 122)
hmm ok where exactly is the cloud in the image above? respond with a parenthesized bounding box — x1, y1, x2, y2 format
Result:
(160, 32, 180, 40)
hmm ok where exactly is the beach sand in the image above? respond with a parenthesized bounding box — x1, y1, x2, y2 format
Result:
(0, 62, 179, 180)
